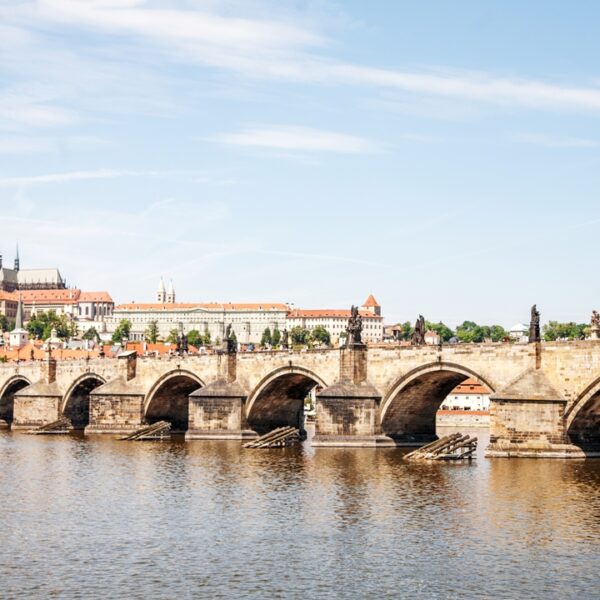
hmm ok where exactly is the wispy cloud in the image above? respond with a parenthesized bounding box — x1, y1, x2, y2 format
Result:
(511, 132, 600, 148)
(212, 125, 380, 154)
(0, 169, 167, 187)
(7, 1, 600, 113)
(2, 0, 600, 129)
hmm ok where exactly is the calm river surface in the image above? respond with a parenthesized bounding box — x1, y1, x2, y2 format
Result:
(1, 427, 599, 599)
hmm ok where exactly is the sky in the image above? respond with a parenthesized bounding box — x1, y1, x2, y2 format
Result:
(1, 0, 600, 328)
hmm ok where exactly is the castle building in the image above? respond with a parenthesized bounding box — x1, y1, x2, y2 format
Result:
(287, 295, 384, 344)
(0, 248, 66, 292)
(106, 279, 287, 342)
(108, 282, 384, 345)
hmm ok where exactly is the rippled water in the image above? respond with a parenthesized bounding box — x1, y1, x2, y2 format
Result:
(1, 427, 599, 599)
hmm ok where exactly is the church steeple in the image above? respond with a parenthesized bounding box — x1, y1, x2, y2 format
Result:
(14, 294, 24, 330)
(167, 279, 176, 304)
(156, 277, 166, 303)
(14, 243, 20, 271)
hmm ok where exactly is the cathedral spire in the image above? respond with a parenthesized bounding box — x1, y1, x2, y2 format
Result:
(14, 294, 24, 331)
(14, 243, 20, 272)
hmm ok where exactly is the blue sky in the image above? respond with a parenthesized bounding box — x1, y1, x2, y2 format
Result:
(1, 0, 600, 327)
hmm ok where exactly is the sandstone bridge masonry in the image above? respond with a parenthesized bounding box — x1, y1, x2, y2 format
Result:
(2, 341, 600, 457)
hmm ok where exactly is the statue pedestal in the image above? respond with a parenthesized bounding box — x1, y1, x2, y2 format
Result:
(591, 326, 600, 341)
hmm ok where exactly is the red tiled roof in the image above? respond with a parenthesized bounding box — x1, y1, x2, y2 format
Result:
(287, 309, 381, 319)
(362, 294, 380, 308)
(116, 302, 289, 311)
(20, 289, 81, 304)
(0, 291, 18, 302)
(450, 378, 490, 395)
(79, 291, 113, 303)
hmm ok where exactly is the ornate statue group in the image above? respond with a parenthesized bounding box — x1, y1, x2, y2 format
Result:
(411, 315, 426, 346)
(345, 305, 363, 347)
(175, 332, 189, 356)
(591, 310, 600, 329)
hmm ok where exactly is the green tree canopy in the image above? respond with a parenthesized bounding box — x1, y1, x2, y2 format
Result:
(0, 314, 10, 332)
(543, 321, 588, 341)
(187, 329, 202, 347)
(311, 326, 331, 346)
(260, 327, 272, 346)
(425, 321, 454, 342)
(82, 327, 100, 342)
(393, 321, 413, 341)
(290, 326, 311, 345)
(111, 319, 132, 344)
(27, 310, 73, 340)
(166, 328, 180, 344)
(272, 327, 281, 347)
(145, 320, 159, 343)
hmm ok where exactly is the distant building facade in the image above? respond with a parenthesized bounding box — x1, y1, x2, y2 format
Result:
(108, 282, 384, 345)
(440, 378, 490, 411)
(287, 295, 383, 345)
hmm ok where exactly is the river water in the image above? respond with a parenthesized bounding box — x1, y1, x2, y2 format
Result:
(1, 427, 599, 599)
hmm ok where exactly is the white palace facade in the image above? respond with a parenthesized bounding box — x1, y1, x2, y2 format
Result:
(107, 280, 384, 345)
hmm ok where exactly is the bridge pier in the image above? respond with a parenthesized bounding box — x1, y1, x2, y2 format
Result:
(12, 355, 61, 430)
(486, 369, 584, 458)
(186, 381, 256, 440)
(86, 352, 145, 435)
(186, 351, 256, 440)
(313, 346, 392, 447)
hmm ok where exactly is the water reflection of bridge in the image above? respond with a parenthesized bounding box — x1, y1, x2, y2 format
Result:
(2, 341, 600, 457)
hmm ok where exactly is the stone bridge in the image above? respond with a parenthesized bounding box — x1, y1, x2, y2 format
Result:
(1, 341, 600, 457)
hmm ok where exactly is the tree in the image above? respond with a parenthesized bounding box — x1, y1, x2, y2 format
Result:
(187, 329, 202, 347)
(0, 314, 10, 332)
(229, 329, 237, 343)
(203, 327, 211, 346)
(311, 326, 331, 346)
(489, 325, 507, 342)
(272, 327, 281, 347)
(290, 326, 311, 345)
(83, 327, 100, 342)
(111, 319, 132, 344)
(393, 321, 413, 341)
(543, 321, 588, 341)
(260, 327, 272, 347)
(455, 321, 484, 343)
(145, 320, 159, 343)
(425, 321, 454, 342)
(166, 328, 180, 344)
(27, 310, 73, 340)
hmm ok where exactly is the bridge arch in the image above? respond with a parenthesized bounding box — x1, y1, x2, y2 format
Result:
(380, 362, 495, 443)
(144, 370, 204, 432)
(61, 374, 106, 429)
(0, 375, 31, 425)
(246, 366, 328, 435)
(565, 377, 600, 450)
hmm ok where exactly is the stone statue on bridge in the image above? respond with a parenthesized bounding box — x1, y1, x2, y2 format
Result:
(529, 305, 541, 343)
(281, 329, 289, 350)
(345, 305, 364, 347)
(225, 324, 237, 354)
(591, 310, 600, 340)
(411, 315, 426, 346)
(177, 333, 188, 356)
